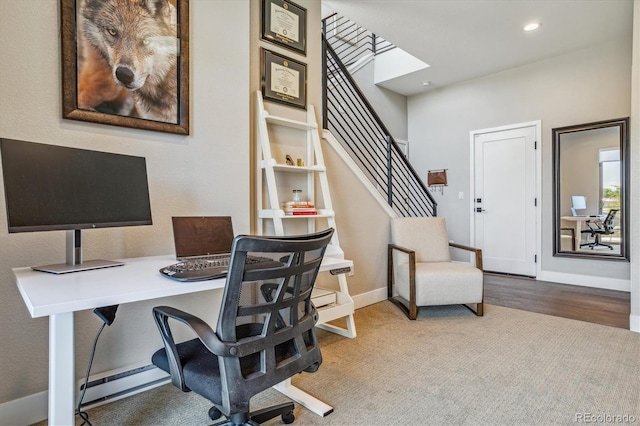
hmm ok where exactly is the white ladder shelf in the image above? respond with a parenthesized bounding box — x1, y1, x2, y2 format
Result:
(255, 91, 356, 339)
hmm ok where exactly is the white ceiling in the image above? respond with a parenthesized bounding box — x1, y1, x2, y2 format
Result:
(322, 0, 634, 96)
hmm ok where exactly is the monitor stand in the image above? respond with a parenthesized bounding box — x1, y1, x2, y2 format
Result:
(31, 230, 124, 274)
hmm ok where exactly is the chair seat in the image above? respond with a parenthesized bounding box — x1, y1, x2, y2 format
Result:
(152, 338, 225, 405)
(395, 261, 483, 306)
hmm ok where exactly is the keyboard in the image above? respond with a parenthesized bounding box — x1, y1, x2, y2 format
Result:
(160, 255, 280, 282)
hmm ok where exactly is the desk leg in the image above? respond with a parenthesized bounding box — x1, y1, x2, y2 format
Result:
(49, 312, 75, 426)
(274, 379, 333, 417)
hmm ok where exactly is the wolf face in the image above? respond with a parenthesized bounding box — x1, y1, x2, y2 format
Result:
(81, 0, 179, 122)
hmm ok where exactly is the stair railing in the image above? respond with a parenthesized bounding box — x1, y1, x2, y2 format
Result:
(323, 13, 395, 68)
(321, 23, 436, 217)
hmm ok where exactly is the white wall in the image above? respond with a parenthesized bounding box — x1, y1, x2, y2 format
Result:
(352, 61, 409, 141)
(0, 0, 250, 405)
(408, 38, 632, 282)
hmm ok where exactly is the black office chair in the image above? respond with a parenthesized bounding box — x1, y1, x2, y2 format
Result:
(151, 228, 334, 425)
(580, 209, 618, 250)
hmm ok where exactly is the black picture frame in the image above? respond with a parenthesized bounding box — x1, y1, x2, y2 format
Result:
(60, 0, 190, 135)
(261, 49, 307, 110)
(261, 0, 307, 56)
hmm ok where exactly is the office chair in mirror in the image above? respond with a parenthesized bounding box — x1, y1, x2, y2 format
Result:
(580, 209, 618, 250)
(151, 228, 334, 426)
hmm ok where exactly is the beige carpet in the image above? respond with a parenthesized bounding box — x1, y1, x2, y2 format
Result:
(51, 301, 640, 425)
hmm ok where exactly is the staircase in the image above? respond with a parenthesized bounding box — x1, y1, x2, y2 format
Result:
(321, 14, 437, 217)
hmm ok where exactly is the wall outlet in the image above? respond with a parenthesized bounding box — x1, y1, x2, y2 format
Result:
(458, 192, 464, 199)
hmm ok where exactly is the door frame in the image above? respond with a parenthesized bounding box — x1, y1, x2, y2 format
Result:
(469, 120, 542, 277)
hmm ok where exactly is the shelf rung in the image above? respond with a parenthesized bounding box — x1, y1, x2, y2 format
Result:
(265, 114, 317, 130)
(271, 164, 326, 173)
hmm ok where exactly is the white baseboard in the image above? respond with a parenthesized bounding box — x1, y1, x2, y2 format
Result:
(537, 270, 630, 292)
(631, 314, 640, 333)
(352, 286, 387, 309)
(0, 389, 48, 426)
(0, 363, 170, 426)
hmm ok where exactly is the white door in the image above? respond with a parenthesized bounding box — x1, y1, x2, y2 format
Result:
(473, 123, 538, 277)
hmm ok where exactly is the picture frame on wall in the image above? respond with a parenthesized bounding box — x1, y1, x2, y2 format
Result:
(261, 0, 307, 56)
(60, 0, 190, 135)
(261, 49, 307, 110)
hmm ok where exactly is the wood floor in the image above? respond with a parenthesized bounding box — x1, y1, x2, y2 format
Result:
(483, 273, 631, 329)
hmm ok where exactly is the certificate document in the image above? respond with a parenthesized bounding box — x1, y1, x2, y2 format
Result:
(270, 2, 299, 43)
(270, 62, 300, 98)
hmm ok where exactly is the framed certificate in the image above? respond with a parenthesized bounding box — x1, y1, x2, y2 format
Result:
(261, 0, 307, 55)
(261, 49, 307, 110)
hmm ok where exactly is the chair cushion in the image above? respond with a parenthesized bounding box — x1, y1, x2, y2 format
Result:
(151, 326, 312, 406)
(394, 261, 483, 306)
(152, 338, 224, 405)
(391, 217, 451, 262)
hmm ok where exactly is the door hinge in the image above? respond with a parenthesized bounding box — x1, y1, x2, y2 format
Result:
(534, 254, 537, 263)
(534, 141, 537, 149)
(534, 198, 537, 206)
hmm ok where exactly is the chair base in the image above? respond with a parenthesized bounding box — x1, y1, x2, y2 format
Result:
(212, 402, 295, 426)
(580, 241, 614, 250)
(388, 296, 484, 320)
(580, 234, 614, 250)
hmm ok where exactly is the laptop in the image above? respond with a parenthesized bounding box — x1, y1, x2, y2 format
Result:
(172, 216, 236, 260)
(161, 216, 280, 282)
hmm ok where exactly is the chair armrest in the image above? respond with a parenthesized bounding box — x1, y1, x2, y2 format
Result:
(388, 243, 415, 256)
(387, 244, 416, 298)
(448, 242, 483, 271)
(154, 306, 236, 356)
(153, 306, 238, 391)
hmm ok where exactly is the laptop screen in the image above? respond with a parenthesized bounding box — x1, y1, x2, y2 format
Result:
(172, 216, 235, 258)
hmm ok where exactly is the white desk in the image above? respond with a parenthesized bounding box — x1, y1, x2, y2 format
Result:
(15, 254, 349, 425)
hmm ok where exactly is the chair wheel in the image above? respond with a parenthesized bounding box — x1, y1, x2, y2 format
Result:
(208, 407, 222, 420)
(282, 411, 295, 424)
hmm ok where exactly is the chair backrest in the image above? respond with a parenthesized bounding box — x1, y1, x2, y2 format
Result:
(391, 217, 451, 262)
(603, 209, 618, 233)
(215, 228, 334, 405)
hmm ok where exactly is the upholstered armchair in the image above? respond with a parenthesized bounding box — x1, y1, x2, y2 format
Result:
(388, 217, 484, 320)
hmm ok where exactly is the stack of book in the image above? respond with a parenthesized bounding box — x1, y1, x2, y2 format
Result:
(283, 201, 317, 215)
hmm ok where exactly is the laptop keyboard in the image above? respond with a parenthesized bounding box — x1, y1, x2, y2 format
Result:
(160, 255, 279, 282)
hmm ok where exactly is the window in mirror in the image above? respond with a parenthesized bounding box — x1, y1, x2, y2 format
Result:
(599, 148, 621, 244)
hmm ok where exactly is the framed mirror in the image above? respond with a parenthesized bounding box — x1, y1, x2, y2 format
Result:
(553, 117, 629, 260)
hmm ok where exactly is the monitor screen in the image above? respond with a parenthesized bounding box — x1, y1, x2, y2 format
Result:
(571, 195, 587, 210)
(1, 138, 153, 233)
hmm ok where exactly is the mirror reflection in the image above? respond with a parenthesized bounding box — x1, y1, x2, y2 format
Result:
(553, 118, 629, 260)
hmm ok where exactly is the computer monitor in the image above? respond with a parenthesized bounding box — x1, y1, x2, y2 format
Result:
(0, 138, 153, 273)
(571, 195, 587, 216)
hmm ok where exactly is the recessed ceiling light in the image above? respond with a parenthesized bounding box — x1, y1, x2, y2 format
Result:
(523, 22, 541, 32)
(422, 81, 431, 86)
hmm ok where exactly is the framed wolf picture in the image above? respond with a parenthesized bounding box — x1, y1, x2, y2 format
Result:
(60, 0, 190, 135)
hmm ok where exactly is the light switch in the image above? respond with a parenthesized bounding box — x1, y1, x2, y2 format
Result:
(458, 192, 464, 200)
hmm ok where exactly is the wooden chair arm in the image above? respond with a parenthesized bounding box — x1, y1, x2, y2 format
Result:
(448, 242, 483, 271)
(387, 244, 416, 300)
(388, 243, 415, 255)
